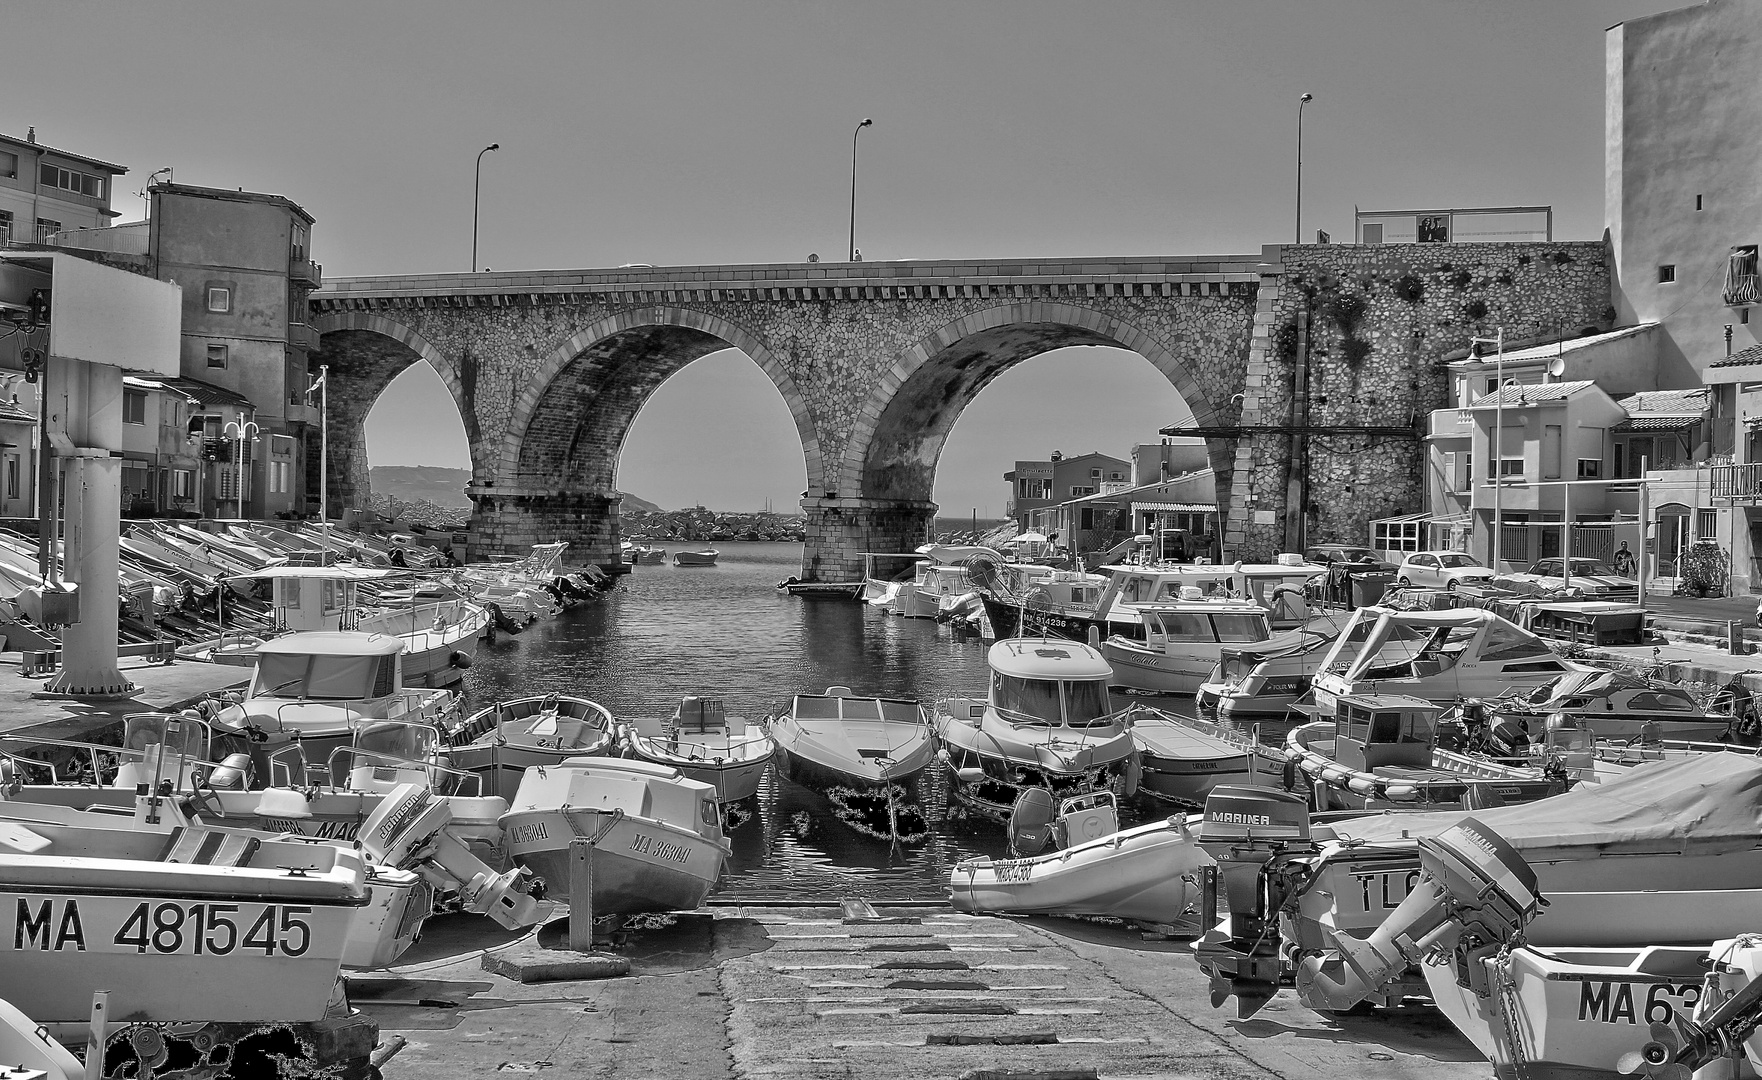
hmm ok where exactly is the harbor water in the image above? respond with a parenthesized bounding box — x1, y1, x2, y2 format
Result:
(458, 541, 1152, 902)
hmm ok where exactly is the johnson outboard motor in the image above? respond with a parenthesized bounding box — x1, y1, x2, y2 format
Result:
(360, 783, 554, 930)
(1192, 785, 1314, 1018)
(1296, 816, 1544, 1012)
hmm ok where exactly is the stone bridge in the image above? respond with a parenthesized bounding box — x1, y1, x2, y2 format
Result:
(309, 243, 1611, 579)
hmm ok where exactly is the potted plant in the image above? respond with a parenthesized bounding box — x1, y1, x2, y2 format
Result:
(1679, 539, 1729, 598)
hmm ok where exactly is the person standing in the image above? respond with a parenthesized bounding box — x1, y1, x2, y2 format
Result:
(1611, 541, 1636, 578)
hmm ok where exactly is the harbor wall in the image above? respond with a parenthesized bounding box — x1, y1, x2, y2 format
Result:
(1224, 241, 1613, 558)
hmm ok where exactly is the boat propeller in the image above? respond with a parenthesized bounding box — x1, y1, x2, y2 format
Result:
(1616, 961, 1762, 1080)
(361, 783, 555, 930)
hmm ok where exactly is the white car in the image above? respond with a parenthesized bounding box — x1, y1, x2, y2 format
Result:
(1501, 558, 1640, 601)
(1396, 550, 1495, 591)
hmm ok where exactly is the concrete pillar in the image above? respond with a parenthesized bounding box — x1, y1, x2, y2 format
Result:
(468, 488, 625, 570)
(801, 496, 938, 583)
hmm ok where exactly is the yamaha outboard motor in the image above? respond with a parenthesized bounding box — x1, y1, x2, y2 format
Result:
(1297, 816, 1543, 1012)
(1192, 785, 1314, 1018)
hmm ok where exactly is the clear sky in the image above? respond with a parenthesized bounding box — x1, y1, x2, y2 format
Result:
(11, 0, 1666, 512)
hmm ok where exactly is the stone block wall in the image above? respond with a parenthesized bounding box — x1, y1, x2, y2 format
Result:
(1224, 241, 1613, 558)
(801, 497, 938, 583)
(470, 491, 623, 566)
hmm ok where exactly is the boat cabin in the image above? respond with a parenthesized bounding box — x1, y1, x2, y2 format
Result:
(979, 639, 1116, 729)
(1096, 556, 1325, 630)
(1140, 600, 1270, 653)
(245, 565, 404, 632)
(1333, 694, 1441, 772)
(250, 631, 405, 703)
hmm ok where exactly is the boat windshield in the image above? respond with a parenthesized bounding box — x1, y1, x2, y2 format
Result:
(1062, 679, 1112, 727)
(253, 653, 394, 701)
(1212, 614, 1271, 643)
(993, 674, 1062, 725)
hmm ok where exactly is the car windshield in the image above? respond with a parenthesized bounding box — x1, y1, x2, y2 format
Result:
(1564, 559, 1615, 575)
(1437, 554, 1481, 568)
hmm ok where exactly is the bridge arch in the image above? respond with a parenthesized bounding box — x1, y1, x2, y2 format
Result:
(839, 303, 1225, 502)
(310, 311, 481, 517)
(501, 307, 823, 494)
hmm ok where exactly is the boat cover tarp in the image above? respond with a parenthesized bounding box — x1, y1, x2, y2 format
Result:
(1319, 754, 1762, 859)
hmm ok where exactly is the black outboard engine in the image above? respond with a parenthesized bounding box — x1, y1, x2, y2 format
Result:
(1193, 785, 1314, 1018)
(1297, 816, 1544, 1012)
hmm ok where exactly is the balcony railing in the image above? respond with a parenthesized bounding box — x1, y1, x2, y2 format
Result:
(1711, 463, 1762, 500)
(1726, 274, 1760, 307)
(290, 257, 322, 288)
(288, 322, 321, 351)
(1428, 409, 1472, 439)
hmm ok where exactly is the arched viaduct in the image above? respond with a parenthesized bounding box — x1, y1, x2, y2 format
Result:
(310, 244, 1612, 580)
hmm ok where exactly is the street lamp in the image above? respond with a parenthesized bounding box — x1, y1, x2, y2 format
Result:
(1296, 93, 1313, 245)
(849, 119, 873, 262)
(472, 143, 499, 273)
(308, 366, 329, 541)
(1469, 328, 1507, 572)
(224, 419, 260, 519)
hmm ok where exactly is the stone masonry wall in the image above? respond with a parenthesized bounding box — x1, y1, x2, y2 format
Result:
(1224, 242, 1613, 558)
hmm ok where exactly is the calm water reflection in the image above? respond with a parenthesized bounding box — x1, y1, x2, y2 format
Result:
(458, 542, 1151, 901)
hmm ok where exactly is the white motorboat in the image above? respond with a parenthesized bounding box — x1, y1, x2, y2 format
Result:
(499, 756, 730, 914)
(1129, 708, 1283, 807)
(673, 548, 719, 567)
(1195, 612, 1352, 722)
(933, 639, 1138, 823)
(1307, 605, 1582, 719)
(208, 631, 459, 774)
(1490, 666, 1742, 742)
(630, 545, 667, 565)
(1101, 593, 1271, 695)
(460, 541, 571, 620)
(448, 695, 620, 798)
(770, 688, 936, 842)
(621, 697, 775, 803)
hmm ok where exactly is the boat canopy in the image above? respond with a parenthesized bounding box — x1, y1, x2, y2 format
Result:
(251, 633, 404, 701)
(257, 631, 405, 657)
(791, 695, 924, 723)
(1324, 606, 1555, 682)
(989, 640, 1111, 681)
(1139, 604, 1270, 644)
(1318, 754, 1762, 859)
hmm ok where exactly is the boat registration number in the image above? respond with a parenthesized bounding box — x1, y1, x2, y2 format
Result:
(1351, 869, 1420, 912)
(629, 832, 690, 865)
(992, 860, 1033, 884)
(1576, 980, 1700, 1026)
(5, 896, 314, 957)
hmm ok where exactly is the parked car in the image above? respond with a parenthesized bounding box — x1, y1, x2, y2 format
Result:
(1395, 550, 1495, 590)
(1305, 544, 1398, 574)
(1500, 557, 1640, 601)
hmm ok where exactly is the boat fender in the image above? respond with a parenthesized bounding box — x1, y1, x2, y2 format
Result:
(1280, 758, 1298, 793)
(450, 651, 475, 669)
(1346, 777, 1377, 798)
(206, 752, 254, 791)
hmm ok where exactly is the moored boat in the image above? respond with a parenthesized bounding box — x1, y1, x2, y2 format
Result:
(499, 756, 730, 914)
(673, 548, 719, 566)
(448, 695, 620, 798)
(770, 687, 936, 842)
(621, 697, 774, 802)
(1101, 593, 1271, 696)
(932, 639, 1138, 822)
(631, 545, 667, 565)
(1129, 708, 1283, 806)
(1490, 666, 1742, 742)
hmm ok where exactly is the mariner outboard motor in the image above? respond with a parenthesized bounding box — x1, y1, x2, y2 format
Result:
(1296, 816, 1544, 1012)
(1192, 785, 1314, 1018)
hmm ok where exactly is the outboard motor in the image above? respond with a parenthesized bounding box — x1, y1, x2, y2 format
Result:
(1296, 816, 1543, 1012)
(204, 752, 255, 790)
(360, 783, 555, 930)
(1193, 785, 1314, 1018)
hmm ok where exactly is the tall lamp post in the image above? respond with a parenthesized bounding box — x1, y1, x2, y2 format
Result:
(849, 119, 873, 262)
(308, 365, 329, 543)
(1469, 328, 1507, 572)
(1296, 93, 1313, 245)
(225, 419, 260, 519)
(472, 143, 499, 273)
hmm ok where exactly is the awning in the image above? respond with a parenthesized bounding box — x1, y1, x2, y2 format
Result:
(1132, 502, 1216, 514)
(1615, 415, 1701, 432)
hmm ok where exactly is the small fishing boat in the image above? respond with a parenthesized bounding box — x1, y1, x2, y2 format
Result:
(1129, 708, 1284, 806)
(933, 639, 1138, 823)
(1101, 593, 1271, 695)
(621, 697, 774, 802)
(673, 548, 719, 567)
(950, 811, 1210, 925)
(499, 756, 730, 914)
(1285, 694, 1564, 812)
(448, 695, 620, 798)
(770, 688, 936, 842)
(631, 545, 667, 565)
(1195, 613, 1351, 723)
(1490, 666, 1742, 742)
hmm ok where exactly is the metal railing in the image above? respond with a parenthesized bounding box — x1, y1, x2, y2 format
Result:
(1725, 273, 1760, 307)
(1711, 463, 1762, 500)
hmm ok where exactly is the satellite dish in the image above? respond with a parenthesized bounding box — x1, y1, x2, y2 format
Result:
(1007, 787, 1057, 856)
(1546, 357, 1566, 379)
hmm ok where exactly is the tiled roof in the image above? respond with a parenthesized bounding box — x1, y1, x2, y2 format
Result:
(0, 399, 34, 424)
(1617, 388, 1710, 414)
(1448, 324, 1657, 367)
(123, 375, 254, 410)
(1711, 342, 1762, 369)
(0, 132, 126, 173)
(1616, 415, 1701, 432)
(1467, 380, 1596, 407)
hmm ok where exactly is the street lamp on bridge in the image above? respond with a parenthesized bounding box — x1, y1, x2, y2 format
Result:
(850, 119, 873, 262)
(1296, 93, 1313, 245)
(472, 143, 499, 273)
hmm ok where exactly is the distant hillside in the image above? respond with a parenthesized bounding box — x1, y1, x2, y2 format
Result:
(369, 466, 661, 513)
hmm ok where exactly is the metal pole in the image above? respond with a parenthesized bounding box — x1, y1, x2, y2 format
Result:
(1491, 329, 1505, 573)
(319, 365, 329, 544)
(84, 990, 108, 1080)
(1562, 477, 1571, 591)
(569, 837, 597, 952)
(1638, 456, 1650, 612)
(472, 144, 499, 273)
(1296, 94, 1313, 245)
(849, 119, 872, 262)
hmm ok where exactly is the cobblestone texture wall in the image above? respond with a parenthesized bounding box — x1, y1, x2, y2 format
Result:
(1224, 242, 1613, 558)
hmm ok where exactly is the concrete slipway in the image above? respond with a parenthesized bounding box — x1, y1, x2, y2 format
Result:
(366, 907, 1485, 1080)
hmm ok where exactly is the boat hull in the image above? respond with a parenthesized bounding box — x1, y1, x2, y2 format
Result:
(673, 551, 719, 566)
(1131, 714, 1279, 807)
(500, 808, 723, 914)
(623, 741, 770, 802)
(1102, 639, 1218, 696)
(949, 819, 1209, 924)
